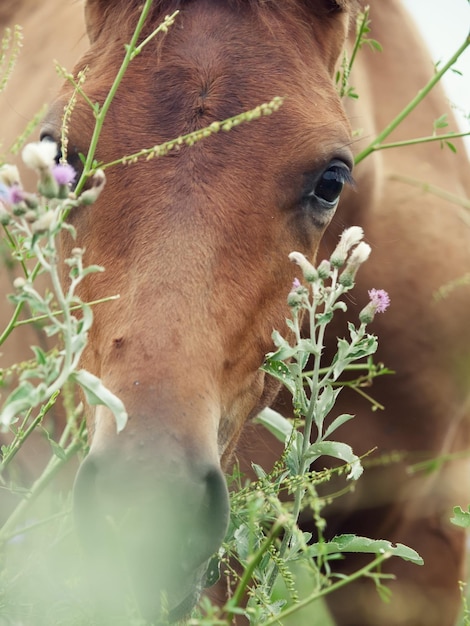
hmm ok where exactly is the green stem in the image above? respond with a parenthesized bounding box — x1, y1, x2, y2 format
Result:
(0, 417, 85, 546)
(389, 173, 470, 211)
(262, 552, 390, 626)
(224, 519, 283, 624)
(355, 33, 470, 165)
(0, 393, 58, 476)
(74, 0, 156, 196)
(0, 260, 42, 346)
(13, 294, 120, 327)
(373, 130, 470, 152)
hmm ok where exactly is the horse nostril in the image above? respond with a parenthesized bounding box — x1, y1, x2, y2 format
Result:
(182, 466, 229, 572)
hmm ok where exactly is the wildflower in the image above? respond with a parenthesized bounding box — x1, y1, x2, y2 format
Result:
(359, 288, 390, 324)
(13, 276, 26, 290)
(8, 184, 25, 205)
(52, 163, 76, 186)
(22, 141, 59, 198)
(53, 163, 76, 199)
(31, 211, 55, 234)
(339, 241, 371, 287)
(0, 164, 20, 187)
(22, 141, 57, 171)
(78, 169, 106, 206)
(288, 251, 318, 282)
(317, 259, 331, 280)
(287, 277, 305, 307)
(368, 288, 390, 313)
(330, 226, 364, 268)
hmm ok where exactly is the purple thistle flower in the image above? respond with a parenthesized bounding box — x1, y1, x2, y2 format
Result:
(52, 163, 76, 186)
(368, 288, 390, 313)
(291, 277, 302, 290)
(8, 184, 25, 205)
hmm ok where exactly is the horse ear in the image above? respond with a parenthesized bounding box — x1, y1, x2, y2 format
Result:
(84, 0, 108, 43)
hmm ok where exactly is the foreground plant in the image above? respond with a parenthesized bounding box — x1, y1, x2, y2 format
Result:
(188, 227, 421, 626)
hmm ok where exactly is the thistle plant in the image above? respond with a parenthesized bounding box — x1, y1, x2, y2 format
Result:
(192, 227, 421, 626)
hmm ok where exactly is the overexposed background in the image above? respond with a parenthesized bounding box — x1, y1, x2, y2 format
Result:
(403, 0, 470, 154)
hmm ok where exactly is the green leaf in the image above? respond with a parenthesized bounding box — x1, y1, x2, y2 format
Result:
(433, 113, 449, 130)
(260, 359, 296, 396)
(49, 439, 67, 460)
(309, 534, 423, 565)
(72, 369, 128, 432)
(254, 407, 294, 444)
(31, 345, 47, 366)
(305, 440, 363, 480)
(0, 381, 43, 427)
(323, 413, 355, 439)
(450, 505, 470, 528)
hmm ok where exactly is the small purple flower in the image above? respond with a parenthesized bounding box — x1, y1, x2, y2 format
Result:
(368, 288, 390, 313)
(291, 277, 301, 290)
(52, 162, 76, 186)
(8, 184, 25, 205)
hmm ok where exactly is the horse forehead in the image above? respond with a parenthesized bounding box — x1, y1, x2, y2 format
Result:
(85, 0, 350, 69)
(78, 2, 350, 141)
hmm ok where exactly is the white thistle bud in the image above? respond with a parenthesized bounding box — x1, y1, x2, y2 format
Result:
(0, 164, 21, 187)
(22, 141, 57, 172)
(32, 211, 55, 234)
(339, 242, 371, 287)
(288, 251, 318, 282)
(78, 169, 106, 206)
(330, 226, 364, 268)
(13, 276, 26, 290)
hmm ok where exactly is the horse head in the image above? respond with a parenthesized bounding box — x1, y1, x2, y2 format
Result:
(41, 0, 355, 619)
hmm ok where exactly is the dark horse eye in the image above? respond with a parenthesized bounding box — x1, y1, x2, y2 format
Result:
(314, 160, 353, 206)
(303, 159, 353, 213)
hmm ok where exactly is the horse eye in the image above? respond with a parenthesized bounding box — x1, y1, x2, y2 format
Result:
(314, 160, 353, 206)
(303, 160, 353, 212)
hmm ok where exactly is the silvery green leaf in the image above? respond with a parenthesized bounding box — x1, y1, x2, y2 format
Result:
(260, 360, 296, 396)
(254, 407, 294, 444)
(451, 505, 470, 528)
(304, 440, 363, 480)
(72, 369, 128, 432)
(285, 431, 304, 475)
(316, 385, 342, 421)
(323, 413, 355, 439)
(0, 381, 45, 427)
(308, 534, 423, 565)
(251, 463, 267, 479)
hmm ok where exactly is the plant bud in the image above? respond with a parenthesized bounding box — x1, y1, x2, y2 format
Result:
(288, 251, 318, 282)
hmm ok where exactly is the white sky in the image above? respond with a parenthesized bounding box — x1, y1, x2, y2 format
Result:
(402, 0, 470, 154)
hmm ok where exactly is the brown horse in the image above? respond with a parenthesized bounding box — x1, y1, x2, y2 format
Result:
(1, 1, 469, 625)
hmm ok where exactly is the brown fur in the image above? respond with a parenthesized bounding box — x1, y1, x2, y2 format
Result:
(1, 1, 469, 624)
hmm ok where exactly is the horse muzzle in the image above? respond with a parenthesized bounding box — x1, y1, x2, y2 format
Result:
(73, 430, 229, 622)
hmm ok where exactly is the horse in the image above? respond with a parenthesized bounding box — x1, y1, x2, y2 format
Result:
(1, 1, 469, 625)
